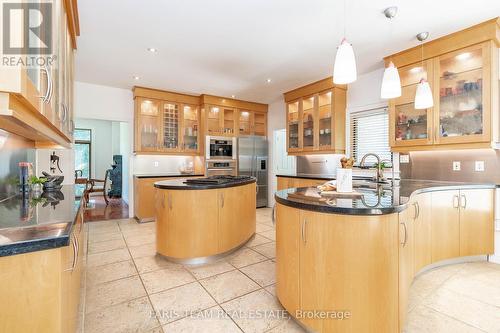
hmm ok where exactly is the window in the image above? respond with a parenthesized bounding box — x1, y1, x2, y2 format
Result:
(74, 129, 91, 197)
(350, 108, 392, 166)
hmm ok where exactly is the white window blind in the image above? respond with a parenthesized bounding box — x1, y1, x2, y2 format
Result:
(350, 108, 392, 165)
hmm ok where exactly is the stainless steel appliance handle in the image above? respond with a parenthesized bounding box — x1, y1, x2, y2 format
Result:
(460, 194, 467, 209)
(39, 64, 50, 103)
(47, 65, 53, 103)
(271, 203, 276, 225)
(256, 184, 259, 194)
(207, 168, 234, 171)
(452, 195, 459, 209)
(400, 222, 407, 247)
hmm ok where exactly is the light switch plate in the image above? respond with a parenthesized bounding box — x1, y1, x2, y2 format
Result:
(452, 161, 461, 171)
(475, 161, 485, 172)
(154, 161, 159, 167)
(400, 155, 410, 164)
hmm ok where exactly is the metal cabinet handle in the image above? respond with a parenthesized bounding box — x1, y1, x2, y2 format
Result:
(452, 195, 459, 209)
(400, 222, 407, 247)
(39, 64, 50, 103)
(460, 194, 467, 209)
(413, 202, 420, 220)
(271, 204, 276, 225)
(64, 235, 77, 272)
(221, 193, 225, 208)
(301, 218, 307, 244)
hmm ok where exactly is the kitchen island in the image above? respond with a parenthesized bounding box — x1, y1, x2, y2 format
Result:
(274, 180, 496, 333)
(154, 176, 256, 263)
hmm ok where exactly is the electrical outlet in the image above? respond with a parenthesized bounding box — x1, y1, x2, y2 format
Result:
(452, 161, 461, 171)
(399, 155, 410, 164)
(475, 161, 485, 172)
(154, 161, 159, 167)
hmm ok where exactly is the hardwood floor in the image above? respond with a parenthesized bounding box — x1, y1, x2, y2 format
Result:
(84, 196, 129, 222)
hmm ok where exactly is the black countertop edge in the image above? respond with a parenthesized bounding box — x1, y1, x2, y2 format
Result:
(0, 233, 70, 257)
(276, 174, 336, 180)
(134, 174, 205, 178)
(154, 178, 257, 190)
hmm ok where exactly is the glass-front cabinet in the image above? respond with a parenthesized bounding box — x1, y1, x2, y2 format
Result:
(207, 106, 221, 135)
(318, 91, 333, 150)
(162, 102, 180, 151)
(238, 111, 266, 136)
(136, 98, 161, 151)
(434, 43, 490, 144)
(302, 96, 316, 150)
(389, 61, 433, 147)
(287, 101, 300, 151)
(182, 104, 199, 152)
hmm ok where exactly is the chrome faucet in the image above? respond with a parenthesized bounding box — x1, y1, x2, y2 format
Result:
(360, 153, 384, 183)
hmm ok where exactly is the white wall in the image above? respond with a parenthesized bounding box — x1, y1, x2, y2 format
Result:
(36, 149, 75, 185)
(346, 68, 387, 113)
(267, 98, 286, 207)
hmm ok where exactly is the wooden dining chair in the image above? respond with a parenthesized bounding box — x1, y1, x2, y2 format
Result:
(84, 169, 111, 205)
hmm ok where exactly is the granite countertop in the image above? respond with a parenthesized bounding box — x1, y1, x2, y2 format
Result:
(134, 173, 204, 178)
(154, 176, 256, 190)
(0, 185, 80, 256)
(275, 179, 497, 215)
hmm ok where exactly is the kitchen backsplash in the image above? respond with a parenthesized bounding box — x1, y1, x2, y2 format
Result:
(400, 149, 500, 183)
(0, 130, 35, 198)
(132, 155, 205, 175)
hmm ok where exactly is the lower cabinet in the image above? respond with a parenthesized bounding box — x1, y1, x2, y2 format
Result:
(276, 176, 329, 191)
(412, 193, 432, 273)
(431, 190, 461, 262)
(398, 207, 414, 332)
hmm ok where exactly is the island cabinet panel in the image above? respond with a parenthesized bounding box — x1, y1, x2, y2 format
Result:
(275, 204, 300, 316)
(218, 183, 256, 252)
(431, 190, 461, 262)
(298, 210, 399, 333)
(276, 176, 329, 191)
(277, 177, 291, 191)
(412, 193, 432, 273)
(398, 207, 415, 332)
(156, 190, 219, 258)
(459, 189, 494, 256)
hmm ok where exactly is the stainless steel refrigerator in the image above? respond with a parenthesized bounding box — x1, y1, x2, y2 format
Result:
(238, 136, 268, 207)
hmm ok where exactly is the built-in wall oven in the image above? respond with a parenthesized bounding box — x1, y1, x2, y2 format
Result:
(206, 160, 237, 176)
(206, 136, 237, 160)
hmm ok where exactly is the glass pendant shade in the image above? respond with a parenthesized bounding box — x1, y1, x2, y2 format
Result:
(333, 38, 357, 84)
(414, 79, 433, 109)
(380, 62, 401, 99)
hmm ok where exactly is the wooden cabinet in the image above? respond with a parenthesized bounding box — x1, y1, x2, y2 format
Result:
(276, 176, 329, 191)
(136, 98, 162, 151)
(238, 110, 267, 136)
(386, 19, 499, 151)
(431, 188, 494, 263)
(0, 1, 79, 147)
(398, 207, 414, 332)
(284, 78, 347, 155)
(412, 193, 432, 273)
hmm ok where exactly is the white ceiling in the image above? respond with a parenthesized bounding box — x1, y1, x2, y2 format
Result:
(75, 0, 500, 103)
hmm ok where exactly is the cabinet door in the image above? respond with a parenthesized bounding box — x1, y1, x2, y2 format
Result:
(399, 209, 414, 332)
(207, 106, 222, 135)
(276, 204, 300, 315)
(161, 102, 180, 151)
(431, 190, 460, 262)
(287, 100, 300, 151)
(390, 61, 434, 148)
(238, 110, 252, 135)
(459, 189, 494, 256)
(318, 90, 334, 150)
(253, 112, 267, 136)
(221, 107, 236, 136)
(276, 177, 290, 191)
(434, 42, 491, 144)
(301, 95, 316, 151)
(181, 104, 199, 152)
(413, 193, 432, 273)
(136, 98, 161, 151)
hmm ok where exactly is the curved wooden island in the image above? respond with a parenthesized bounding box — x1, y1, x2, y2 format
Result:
(274, 180, 496, 332)
(154, 177, 256, 264)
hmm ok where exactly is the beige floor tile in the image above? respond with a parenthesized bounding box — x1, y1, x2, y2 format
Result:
(87, 260, 137, 286)
(134, 255, 182, 274)
(117, 218, 141, 227)
(221, 289, 288, 333)
(87, 248, 131, 267)
(245, 234, 273, 247)
(252, 242, 276, 259)
(443, 273, 500, 307)
(405, 305, 483, 333)
(162, 305, 241, 333)
(88, 238, 126, 254)
(200, 270, 260, 303)
(124, 233, 156, 247)
(240, 260, 276, 287)
(186, 260, 235, 280)
(265, 284, 276, 296)
(149, 282, 217, 324)
(423, 287, 500, 332)
(129, 242, 157, 258)
(141, 266, 195, 294)
(226, 247, 267, 268)
(88, 230, 123, 243)
(258, 229, 276, 241)
(84, 296, 160, 333)
(85, 275, 146, 313)
(256, 223, 273, 233)
(266, 319, 306, 333)
(121, 223, 156, 235)
(146, 327, 164, 333)
(88, 220, 118, 229)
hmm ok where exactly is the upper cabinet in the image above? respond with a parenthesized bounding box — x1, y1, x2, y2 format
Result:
(0, 1, 79, 147)
(386, 18, 499, 152)
(284, 78, 347, 155)
(133, 89, 268, 155)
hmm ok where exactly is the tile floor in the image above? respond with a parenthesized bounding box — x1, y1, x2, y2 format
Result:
(81, 208, 500, 333)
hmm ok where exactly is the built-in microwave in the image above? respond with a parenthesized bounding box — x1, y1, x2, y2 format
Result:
(206, 136, 237, 160)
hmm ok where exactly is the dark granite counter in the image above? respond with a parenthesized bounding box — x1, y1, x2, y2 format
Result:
(154, 176, 256, 190)
(0, 185, 80, 256)
(134, 173, 204, 178)
(275, 179, 496, 215)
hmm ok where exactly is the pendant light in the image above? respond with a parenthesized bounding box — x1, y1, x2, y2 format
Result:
(414, 32, 433, 109)
(380, 7, 401, 99)
(333, 0, 357, 84)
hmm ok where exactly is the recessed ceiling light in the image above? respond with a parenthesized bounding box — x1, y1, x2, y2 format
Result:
(133, 76, 140, 80)
(266, 78, 272, 83)
(147, 47, 158, 53)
